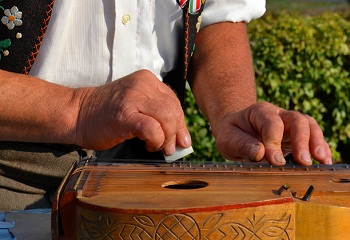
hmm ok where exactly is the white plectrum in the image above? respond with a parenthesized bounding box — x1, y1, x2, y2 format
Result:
(164, 146, 194, 163)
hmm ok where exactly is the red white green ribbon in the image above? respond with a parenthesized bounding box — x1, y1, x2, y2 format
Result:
(177, 0, 205, 14)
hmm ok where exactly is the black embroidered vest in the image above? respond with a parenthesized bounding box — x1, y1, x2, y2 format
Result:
(0, 0, 54, 74)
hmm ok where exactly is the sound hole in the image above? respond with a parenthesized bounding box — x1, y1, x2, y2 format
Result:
(162, 180, 208, 189)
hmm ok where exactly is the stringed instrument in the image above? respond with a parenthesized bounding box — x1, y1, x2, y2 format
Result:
(52, 158, 350, 239)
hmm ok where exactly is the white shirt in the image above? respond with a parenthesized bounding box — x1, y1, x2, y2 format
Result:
(29, 0, 266, 87)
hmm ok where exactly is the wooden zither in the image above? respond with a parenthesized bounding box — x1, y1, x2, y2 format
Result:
(52, 159, 350, 240)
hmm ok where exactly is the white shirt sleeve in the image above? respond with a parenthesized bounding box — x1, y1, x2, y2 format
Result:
(201, 0, 266, 28)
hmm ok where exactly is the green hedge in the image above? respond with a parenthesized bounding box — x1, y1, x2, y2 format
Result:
(184, 10, 350, 163)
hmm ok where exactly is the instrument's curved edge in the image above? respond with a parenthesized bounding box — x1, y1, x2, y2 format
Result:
(51, 160, 79, 240)
(75, 196, 295, 215)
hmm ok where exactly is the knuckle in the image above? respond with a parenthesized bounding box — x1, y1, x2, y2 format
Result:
(255, 101, 279, 112)
(256, 101, 271, 108)
(135, 69, 153, 77)
(282, 110, 310, 127)
(267, 114, 284, 125)
(135, 118, 161, 140)
(261, 114, 284, 130)
(305, 114, 317, 124)
(160, 99, 182, 121)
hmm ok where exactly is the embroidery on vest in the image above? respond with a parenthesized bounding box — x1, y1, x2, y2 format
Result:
(0, 2, 23, 59)
(23, 1, 54, 74)
(0, 0, 55, 74)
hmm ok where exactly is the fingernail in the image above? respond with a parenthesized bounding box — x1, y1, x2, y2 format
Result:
(164, 144, 176, 156)
(249, 144, 261, 160)
(273, 152, 286, 164)
(316, 146, 326, 158)
(301, 151, 312, 163)
(327, 157, 333, 164)
(183, 134, 192, 147)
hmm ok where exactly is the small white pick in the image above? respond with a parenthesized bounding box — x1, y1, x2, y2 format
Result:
(164, 146, 194, 163)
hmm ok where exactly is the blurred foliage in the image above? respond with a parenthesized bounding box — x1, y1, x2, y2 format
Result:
(266, 0, 349, 13)
(184, 10, 350, 163)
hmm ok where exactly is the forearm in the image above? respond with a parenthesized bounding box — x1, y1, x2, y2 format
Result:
(0, 70, 84, 144)
(188, 22, 257, 134)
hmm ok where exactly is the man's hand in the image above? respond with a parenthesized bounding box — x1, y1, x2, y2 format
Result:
(0, 69, 190, 155)
(188, 22, 332, 166)
(213, 102, 332, 166)
(75, 69, 191, 155)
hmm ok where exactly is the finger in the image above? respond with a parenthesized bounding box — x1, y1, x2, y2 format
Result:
(175, 113, 191, 148)
(281, 111, 312, 166)
(259, 116, 287, 166)
(162, 117, 191, 156)
(325, 143, 333, 164)
(138, 95, 184, 148)
(153, 82, 191, 149)
(306, 115, 331, 164)
(129, 112, 165, 152)
(162, 135, 177, 156)
(216, 126, 265, 162)
(250, 105, 286, 166)
(318, 142, 333, 164)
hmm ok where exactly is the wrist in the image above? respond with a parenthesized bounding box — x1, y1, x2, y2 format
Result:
(68, 87, 95, 147)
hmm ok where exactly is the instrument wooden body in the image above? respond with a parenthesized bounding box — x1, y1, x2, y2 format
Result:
(52, 159, 350, 240)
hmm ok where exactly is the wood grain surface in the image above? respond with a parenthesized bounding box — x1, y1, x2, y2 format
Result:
(52, 160, 350, 239)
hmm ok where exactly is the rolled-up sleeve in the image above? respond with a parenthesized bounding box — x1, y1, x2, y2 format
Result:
(201, 0, 266, 28)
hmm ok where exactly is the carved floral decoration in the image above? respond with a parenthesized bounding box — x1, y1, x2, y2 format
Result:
(79, 212, 292, 239)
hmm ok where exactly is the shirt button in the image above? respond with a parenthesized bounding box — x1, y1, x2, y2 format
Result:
(121, 14, 131, 25)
